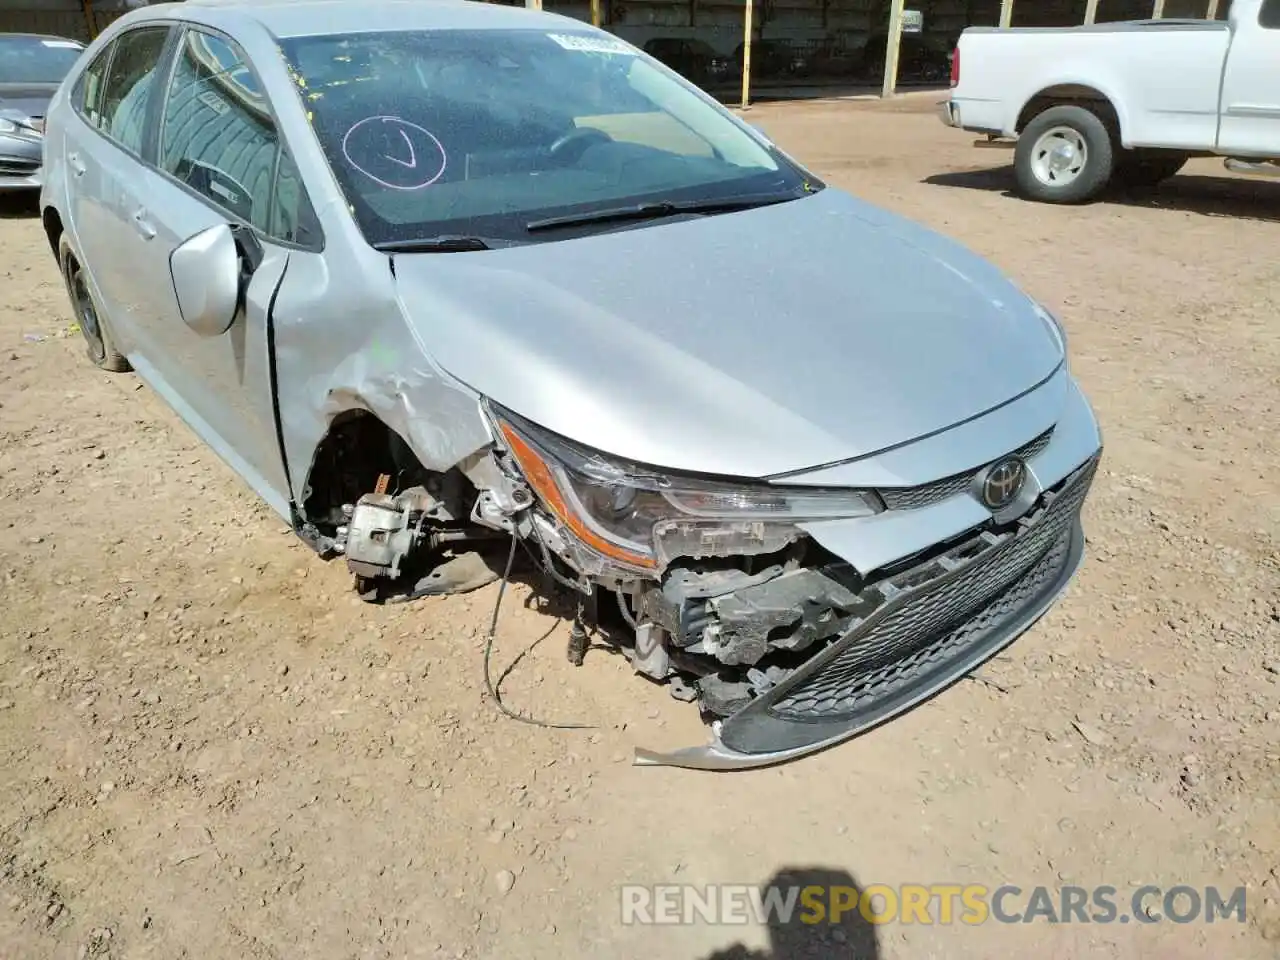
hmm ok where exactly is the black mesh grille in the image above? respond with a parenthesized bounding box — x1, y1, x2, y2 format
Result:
(0, 158, 39, 176)
(770, 455, 1094, 721)
(879, 428, 1055, 511)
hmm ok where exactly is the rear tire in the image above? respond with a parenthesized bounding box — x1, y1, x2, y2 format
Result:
(60, 238, 130, 373)
(1014, 104, 1116, 204)
(1113, 149, 1188, 188)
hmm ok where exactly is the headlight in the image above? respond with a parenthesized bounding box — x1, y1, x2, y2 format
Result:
(0, 118, 19, 135)
(492, 407, 881, 571)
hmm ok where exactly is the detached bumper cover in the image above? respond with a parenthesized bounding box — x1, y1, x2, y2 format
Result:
(635, 454, 1097, 770)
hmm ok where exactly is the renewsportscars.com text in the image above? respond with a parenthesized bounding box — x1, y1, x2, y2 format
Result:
(620, 883, 1247, 926)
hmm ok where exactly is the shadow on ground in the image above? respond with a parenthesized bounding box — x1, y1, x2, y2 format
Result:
(924, 164, 1280, 223)
(701, 868, 880, 960)
(0, 192, 39, 219)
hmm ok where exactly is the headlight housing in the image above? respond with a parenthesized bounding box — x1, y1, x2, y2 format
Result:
(0, 118, 19, 135)
(492, 406, 882, 572)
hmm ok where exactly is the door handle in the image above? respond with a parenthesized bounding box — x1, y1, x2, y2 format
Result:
(68, 152, 86, 177)
(132, 208, 156, 241)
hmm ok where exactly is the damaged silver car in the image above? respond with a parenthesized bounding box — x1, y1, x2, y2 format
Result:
(40, 0, 1102, 769)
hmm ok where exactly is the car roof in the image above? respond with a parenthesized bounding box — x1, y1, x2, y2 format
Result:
(162, 0, 575, 40)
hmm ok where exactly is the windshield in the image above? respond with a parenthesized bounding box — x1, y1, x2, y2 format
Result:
(0, 36, 83, 84)
(278, 29, 813, 247)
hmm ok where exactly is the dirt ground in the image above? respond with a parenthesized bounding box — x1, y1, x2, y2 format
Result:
(2, 93, 1278, 960)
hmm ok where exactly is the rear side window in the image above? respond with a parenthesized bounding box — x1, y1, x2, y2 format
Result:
(98, 26, 170, 154)
(159, 28, 319, 245)
(1260, 0, 1280, 27)
(75, 47, 112, 127)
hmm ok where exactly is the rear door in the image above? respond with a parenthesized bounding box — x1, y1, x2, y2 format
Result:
(117, 25, 322, 516)
(62, 24, 173, 358)
(1216, 0, 1280, 154)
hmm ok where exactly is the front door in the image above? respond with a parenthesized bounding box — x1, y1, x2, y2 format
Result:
(118, 26, 321, 518)
(1216, 0, 1280, 155)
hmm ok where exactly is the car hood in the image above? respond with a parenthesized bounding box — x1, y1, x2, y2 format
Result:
(0, 83, 57, 120)
(391, 187, 1062, 479)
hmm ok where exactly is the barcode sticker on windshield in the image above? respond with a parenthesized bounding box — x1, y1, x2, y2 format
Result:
(42, 40, 82, 49)
(547, 33, 635, 55)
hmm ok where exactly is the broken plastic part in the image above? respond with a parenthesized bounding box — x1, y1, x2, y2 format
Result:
(653, 519, 801, 567)
(630, 622, 673, 680)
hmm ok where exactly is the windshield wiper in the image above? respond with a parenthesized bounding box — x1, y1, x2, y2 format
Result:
(373, 236, 494, 253)
(525, 192, 804, 233)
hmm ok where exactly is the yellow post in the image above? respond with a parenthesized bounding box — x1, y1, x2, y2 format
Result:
(1152, 0, 1165, 16)
(881, 0, 905, 98)
(1205, 0, 1219, 16)
(999, 0, 1014, 28)
(591, 0, 602, 26)
(1083, 0, 1099, 23)
(525, 0, 542, 10)
(82, 0, 97, 39)
(740, 0, 753, 110)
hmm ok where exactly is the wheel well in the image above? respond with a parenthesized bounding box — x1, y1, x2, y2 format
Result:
(301, 411, 409, 528)
(42, 206, 64, 262)
(300, 410, 475, 534)
(1017, 85, 1120, 138)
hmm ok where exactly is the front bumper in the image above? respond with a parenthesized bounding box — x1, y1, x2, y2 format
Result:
(636, 453, 1097, 769)
(0, 136, 43, 192)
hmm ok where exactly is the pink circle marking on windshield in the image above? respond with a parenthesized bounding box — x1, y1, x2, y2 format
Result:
(341, 116, 448, 191)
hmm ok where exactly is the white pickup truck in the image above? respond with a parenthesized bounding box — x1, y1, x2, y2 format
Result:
(939, 0, 1280, 202)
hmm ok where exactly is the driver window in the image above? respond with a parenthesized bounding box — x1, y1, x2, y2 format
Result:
(158, 29, 280, 232)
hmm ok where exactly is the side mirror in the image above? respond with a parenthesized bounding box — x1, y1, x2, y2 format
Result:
(169, 223, 243, 337)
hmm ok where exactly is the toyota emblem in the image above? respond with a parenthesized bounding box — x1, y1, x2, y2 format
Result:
(981, 457, 1026, 510)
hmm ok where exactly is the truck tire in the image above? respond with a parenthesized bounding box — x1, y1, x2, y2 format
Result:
(1114, 149, 1188, 189)
(1014, 105, 1116, 204)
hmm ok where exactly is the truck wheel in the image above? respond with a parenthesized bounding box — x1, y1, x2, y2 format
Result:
(1114, 149, 1188, 189)
(1014, 105, 1115, 204)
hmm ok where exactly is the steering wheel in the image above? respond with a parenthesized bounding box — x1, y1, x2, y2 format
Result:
(546, 127, 613, 165)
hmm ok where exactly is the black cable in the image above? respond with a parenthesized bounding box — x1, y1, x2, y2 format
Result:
(482, 532, 595, 730)
(530, 524, 594, 596)
(615, 587, 639, 630)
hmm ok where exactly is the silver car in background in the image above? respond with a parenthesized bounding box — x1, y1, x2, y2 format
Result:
(39, 0, 1102, 769)
(0, 33, 84, 191)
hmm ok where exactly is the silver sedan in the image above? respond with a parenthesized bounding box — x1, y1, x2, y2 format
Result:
(0, 33, 84, 191)
(39, 0, 1102, 769)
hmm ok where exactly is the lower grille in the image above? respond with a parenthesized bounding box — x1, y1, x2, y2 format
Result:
(0, 158, 39, 176)
(772, 455, 1095, 720)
